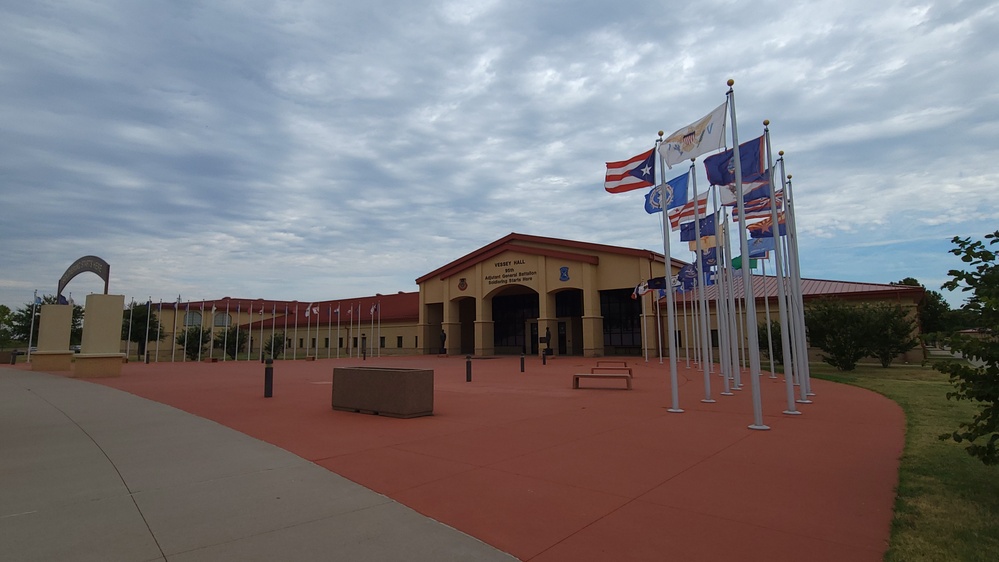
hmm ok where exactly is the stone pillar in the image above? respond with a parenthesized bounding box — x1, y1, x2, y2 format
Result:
(32, 304, 74, 371)
(73, 294, 126, 378)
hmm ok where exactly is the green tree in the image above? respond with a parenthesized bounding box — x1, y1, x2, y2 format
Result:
(0, 304, 13, 348)
(804, 297, 871, 371)
(758, 319, 783, 365)
(121, 300, 164, 361)
(264, 331, 285, 359)
(175, 326, 210, 361)
(893, 277, 951, 334)
(215, 324, 249, 360)
(8, 295, 84, 346)
(937, 231, 999, 465)
(865, 302, 918, 367)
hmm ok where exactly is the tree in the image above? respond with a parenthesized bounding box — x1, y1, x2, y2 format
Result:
(893, 277, 951, 334)
(121, 300, 164, 361)
(805, 298, 871, 371)
(758, 320, 783, 365)
(0, 304, 13, 349)
(937, 231, 999, 465)
(865, 302, 918, 367)
(8, 295, 84, 346)
(175, 326, 210, 361)
(264, 332, 286, 359)
(215, 324, 249, 360)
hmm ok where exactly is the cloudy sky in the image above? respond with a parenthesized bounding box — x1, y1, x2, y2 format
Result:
(2, 0, 996, 311)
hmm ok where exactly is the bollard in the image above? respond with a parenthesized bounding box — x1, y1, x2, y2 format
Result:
(466, 354, 472, 382)
(542, 351, 547, 366)
(520, 353, 525, 373)
(264, 358, 273, 398)
(9, 351, 17, 365)
(363, 348, 367, 361)
(145, 351, 150, 364)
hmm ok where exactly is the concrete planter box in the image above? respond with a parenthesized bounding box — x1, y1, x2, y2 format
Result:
(332, 367, 434, 418)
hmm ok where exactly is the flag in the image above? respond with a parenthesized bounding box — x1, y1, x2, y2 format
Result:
(687, 233, 724, 252)
(304, 305, 311, 318)
(718, 170, 771, 205)
(647, 277, 670, 290)
(57, 294, 68, 305)
(333, 305, 340, 315)
(679, 213, 716, 241)
(700, 247, 718, 267)
(313, 306, 320, 315)
(659, 101, 728, 168)
(369, 303, 377, 315)
(748, 237, 776, 258)
(731, 193, 782, 221)
(604, 148, 656, 193)
(631, 281, 650, 299)
(34, 295, 42, 305)
(732, 255, 759, 270)
(704, 135, 765, 186)
(668, 191, 709, 229)
(677, 263, 698, 290)
(643, 172, 689, 214)
(748, 212, 787, 238)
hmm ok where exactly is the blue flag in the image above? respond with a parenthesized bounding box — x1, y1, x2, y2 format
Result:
(748, 214, 787, 238)
(679, 213, 716, 241)
(645, 173, 690, 214)
(748, 237, 775, 258)
(704, 135, 766, 186)
(700, 246, 718, 267)
(677, 263, 698, 290)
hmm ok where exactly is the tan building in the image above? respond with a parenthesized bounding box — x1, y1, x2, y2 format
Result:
(144, 233, 924, 363)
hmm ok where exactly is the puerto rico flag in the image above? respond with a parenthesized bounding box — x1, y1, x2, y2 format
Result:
(605, 148, 656, 193)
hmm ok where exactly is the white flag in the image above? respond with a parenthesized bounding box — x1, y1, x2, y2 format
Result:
(659, 101, 728, 168)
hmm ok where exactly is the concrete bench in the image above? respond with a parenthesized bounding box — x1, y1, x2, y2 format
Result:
(573, 372, 632, 390)
(589, 366, 633, 376)
(596, 360, 628, 369)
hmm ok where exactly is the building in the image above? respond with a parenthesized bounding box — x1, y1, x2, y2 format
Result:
(147, 233, 924, 363)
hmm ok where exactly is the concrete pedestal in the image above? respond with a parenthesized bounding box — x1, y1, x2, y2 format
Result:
(332, 367, 434, 418)
(72, 354, 125, 378)
(31, 351, 74, 372)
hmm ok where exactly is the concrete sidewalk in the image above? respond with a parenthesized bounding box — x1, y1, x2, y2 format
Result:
(0, 368, 516, 561)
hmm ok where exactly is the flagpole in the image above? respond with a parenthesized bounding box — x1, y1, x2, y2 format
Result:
(292, 302, 299, 360)
(125, 298, 134, 360)
(760, 257, 777, 378)
(283, 303, 289, 360)
(155, 299, 162, 362)
(657, 133, 683, 413)
(763, 124, 800, 415)
(271, 303, 277, 360)
(144, 297, 152, 362)
(172, 296, 180, 362)
(690, 161, 714, 403)
(727, 80, 767, 429)
(781, 161, 812, 401)
(335, 304, 340, 358)
(259, 304, 265, 362)
(208, 303, 215, 361)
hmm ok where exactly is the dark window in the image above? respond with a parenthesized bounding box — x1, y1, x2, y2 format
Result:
(600, 289, 642, 351)
(396, 336, 403, 348)
(493, 293, 539, 349)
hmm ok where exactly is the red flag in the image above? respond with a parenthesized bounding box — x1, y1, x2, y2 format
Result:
(604, 148, 656, 193)
(668, 192, 709, 230)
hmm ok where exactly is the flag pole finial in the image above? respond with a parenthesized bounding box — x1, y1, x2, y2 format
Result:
(727, 78, 734, 87)
(763, 119, 770, 126)
(779, 150, 784, 156)
(787, 174, 792, 179)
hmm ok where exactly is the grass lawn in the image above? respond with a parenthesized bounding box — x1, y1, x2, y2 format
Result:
(811, 359, 999, 561)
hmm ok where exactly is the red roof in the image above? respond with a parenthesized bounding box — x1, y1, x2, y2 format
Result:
(169, 293, 419, 329)
(674, 275, 925, 304)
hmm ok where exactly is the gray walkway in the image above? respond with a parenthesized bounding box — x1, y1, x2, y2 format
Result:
(0, 368, 516, 561)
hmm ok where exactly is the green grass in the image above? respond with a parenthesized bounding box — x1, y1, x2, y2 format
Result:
(811, 360, 999, 561)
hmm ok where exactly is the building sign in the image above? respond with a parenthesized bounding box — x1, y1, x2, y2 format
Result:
(485, 257, 538, 287)
(58, 255, 110, 298)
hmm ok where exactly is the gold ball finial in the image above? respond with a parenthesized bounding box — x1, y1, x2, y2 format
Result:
(658, 130, 664, 137)
(787, 174, 792, 179)
(778, 150, 784, 156)
(727, 78, 734, 86)
(763, 119, 770, 126)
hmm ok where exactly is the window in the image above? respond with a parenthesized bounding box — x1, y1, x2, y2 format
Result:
(324, 337, 329, 349)
(214, 313, 230, 327)
(600, 289, 642, 348)
(184, 311, 202, 327)
(710, 329, 719, 347)
(397, 336, 403, 348)
(379, 336, 385, 348)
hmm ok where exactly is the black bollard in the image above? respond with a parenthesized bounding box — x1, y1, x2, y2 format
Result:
(466, 354, 472, 382)
(520, 353, 525, 373)
(542, 351, 547, 366)
(145, 351, 150, 364)
(264, 358, 273, 398)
